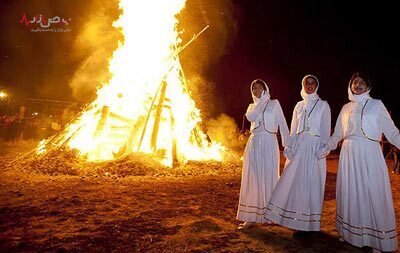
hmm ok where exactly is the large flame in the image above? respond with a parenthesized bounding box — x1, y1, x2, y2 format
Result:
(38, 0, 224, 166)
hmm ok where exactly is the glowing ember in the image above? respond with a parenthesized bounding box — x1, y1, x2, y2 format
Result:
(37, 0, 224, 166)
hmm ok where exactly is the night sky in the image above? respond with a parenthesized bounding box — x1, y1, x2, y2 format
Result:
(1, 0, 399, 127)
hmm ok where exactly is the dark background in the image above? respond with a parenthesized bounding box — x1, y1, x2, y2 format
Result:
(1, 0, 399, 128)
(209, 0, 400, 127)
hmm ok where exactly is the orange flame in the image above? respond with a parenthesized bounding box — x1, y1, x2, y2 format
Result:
(37, 0, 224, 166)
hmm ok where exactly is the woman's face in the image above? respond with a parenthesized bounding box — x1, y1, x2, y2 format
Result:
(304, 77, 317, 94)
(351, 76, 368, 95)
(252, 82, 265, 98)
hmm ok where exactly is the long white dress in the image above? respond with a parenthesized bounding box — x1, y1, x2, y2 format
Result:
(265, 94, 331, 231)
(237, 86, 289, 223)
(328, 92, 400, 251)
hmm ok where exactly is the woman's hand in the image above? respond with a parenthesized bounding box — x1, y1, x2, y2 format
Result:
(316, 145, 330, 160)
(283, 147, 295, 160)
(259, 90, 268, 101)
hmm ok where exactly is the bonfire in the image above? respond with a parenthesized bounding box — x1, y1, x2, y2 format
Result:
(35, 0, 225, 167)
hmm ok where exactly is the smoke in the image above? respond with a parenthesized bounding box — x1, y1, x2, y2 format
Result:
(205, 113, 246, 155)
(179, 0, 241, 117)
(175, 0, 243, 156)
(0, 0, 239, 107)
(0, 0, 122, 102)
(68, 0, 121, 101)
(184, 75, 219, 119)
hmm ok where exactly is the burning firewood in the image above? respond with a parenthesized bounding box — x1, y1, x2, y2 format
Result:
(28, 1, 224, 168)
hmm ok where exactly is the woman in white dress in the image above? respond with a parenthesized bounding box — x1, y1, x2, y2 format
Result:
(322, 72, 399, 252)
(237, 79, 289, 229)
(265, 74, 331, 232)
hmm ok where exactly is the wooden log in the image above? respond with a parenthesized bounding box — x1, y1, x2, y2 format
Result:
(168, 105, 178, 167)
(93, 106, 110, 138)
(137, 81, 163, 152)
(150, 81, 167, 152)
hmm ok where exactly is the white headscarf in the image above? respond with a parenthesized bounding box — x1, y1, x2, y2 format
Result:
(347, 79, 371, 103)
(250, 79, 270, 103)
(346, 75, 372, 133)
(300, 74, 320, 101)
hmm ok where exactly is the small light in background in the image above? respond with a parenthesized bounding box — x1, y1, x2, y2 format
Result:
(0, 91, 8, 99)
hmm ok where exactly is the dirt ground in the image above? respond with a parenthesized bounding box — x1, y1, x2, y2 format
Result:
(1, 140, 400, 252)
